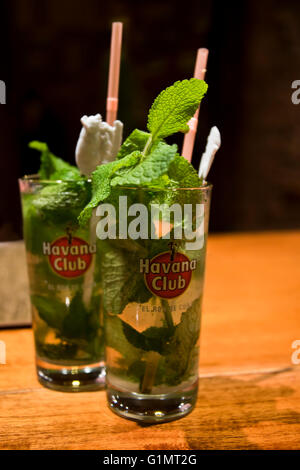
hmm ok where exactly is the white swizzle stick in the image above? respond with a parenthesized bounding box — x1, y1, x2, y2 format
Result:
(75, 114, 123, 177)
(198, 126, 221, 180)
(75, 22, 124, 177)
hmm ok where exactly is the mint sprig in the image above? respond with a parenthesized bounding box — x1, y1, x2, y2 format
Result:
(30, 141, 81, 181)
(111, 142, 177, 187)
(116, 129, 150, 160)
(146, 78, 208, 150)
(78, 78, 208, 226)
(78, 150, 142, 226)
(168, 154, 204, 187)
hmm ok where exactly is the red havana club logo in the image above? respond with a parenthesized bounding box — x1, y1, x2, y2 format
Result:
(43, 237, 96, 278)
(140, 251, 197, 299)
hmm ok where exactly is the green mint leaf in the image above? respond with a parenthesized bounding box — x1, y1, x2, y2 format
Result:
(31, 295, 66, 330)
(78, 151, 142, 226)
(78, 162, 116, 226)
(168, 154, 203, 188)
(147, 78, 208, 141)
(111, 151, 143, 178)
(111, 142, 178, 187)
(21, 195, 54, 255)
(105, 314, 142, 365)
(32, 179, 91, 226)
(161, 297, 201, 385)
(122, 323, 173, 354)
(140, 174, 172, 188)
(146, 155, 205, 210)
(99, 240, 151, 315)
(61, 292, 90, 340)
(29, 141, 81, 180)
(116, 129, 150, 160)
(35, 342, 78, 361)
(32, 291, 99, 340)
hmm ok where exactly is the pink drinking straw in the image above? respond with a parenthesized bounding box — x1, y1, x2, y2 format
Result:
(182, 48, 209, 162)
(106, 22, 123, 126)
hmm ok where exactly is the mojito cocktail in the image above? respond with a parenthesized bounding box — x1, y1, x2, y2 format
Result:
(19, 152, 105, 391)
(78, 78, 211, 421)
(101, 186, 211, 422)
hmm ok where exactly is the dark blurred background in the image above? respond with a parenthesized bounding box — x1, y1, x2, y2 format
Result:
(0, 0, 299, 240)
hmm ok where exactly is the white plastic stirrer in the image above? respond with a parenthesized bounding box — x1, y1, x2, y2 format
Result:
(75, 23, 124, 177)
(198, 126, 221, 180)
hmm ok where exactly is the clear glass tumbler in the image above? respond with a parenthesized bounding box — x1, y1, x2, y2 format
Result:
(99, 184, 212, 422)
(19, 176, 105, 391)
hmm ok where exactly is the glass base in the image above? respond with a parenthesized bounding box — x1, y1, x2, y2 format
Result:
(36, 357, 106, 392)
(107, 381, 198, 423)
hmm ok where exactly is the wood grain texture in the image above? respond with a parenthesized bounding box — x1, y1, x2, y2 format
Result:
(0, 369, 299, 450)
(201, 230, 300, 373)
(0, 231, 299, 450)
(0, 241, 31, 326)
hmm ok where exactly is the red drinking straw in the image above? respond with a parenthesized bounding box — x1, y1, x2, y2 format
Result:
(181, 48, 209, 162)
(106, 22, 123, 126)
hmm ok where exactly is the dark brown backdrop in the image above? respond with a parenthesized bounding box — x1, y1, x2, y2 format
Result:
(0, 0, 299, 240)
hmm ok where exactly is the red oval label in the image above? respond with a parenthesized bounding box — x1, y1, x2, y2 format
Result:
(44, 237, 94, 278)
(142, 252, 195, 299)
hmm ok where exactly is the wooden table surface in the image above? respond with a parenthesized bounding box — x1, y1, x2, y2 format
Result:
(0, 231, 299, 450)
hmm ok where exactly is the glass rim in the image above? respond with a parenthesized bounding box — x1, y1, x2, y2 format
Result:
(19, 174, 92, 184)
(113, 182, 213, 192)
(19, 174, 212, 192)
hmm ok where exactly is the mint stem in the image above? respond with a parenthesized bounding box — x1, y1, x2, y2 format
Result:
(141, 135, 153, 158)
(140, 351, 160, 394)
(140, 299, 174, 394)
(161, 299, 174, 330)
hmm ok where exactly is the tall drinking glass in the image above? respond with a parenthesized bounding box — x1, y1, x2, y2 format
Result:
(19, 176, 105, 391)
(99, 184, 212, 422)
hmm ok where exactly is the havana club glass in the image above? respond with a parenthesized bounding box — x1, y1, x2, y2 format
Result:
(101, 184, 212, 422)
(19, 176, 105, 391)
